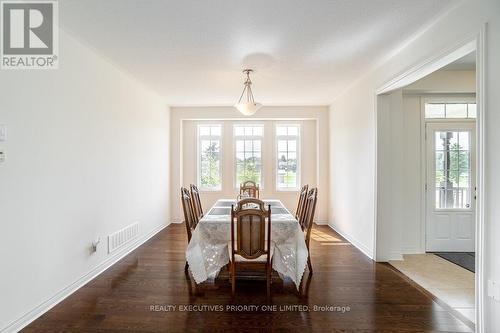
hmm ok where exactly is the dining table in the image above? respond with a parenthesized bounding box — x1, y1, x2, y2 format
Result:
(186, 199, 308, 289)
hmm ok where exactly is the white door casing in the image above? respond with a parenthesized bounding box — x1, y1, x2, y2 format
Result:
(426, 122, 476, 252)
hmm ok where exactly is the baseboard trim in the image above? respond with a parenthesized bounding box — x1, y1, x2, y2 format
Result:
(1, 222, 169, 333)
(328, 223, 374, 259)
(401, 247, 425, 255)
(389, 252, 404, 261)
(314, 219, 329, 225)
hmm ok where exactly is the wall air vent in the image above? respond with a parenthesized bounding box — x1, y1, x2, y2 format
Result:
(108, 222, 139, 253)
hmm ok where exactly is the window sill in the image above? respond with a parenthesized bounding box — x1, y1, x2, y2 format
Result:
(276, 188, 300, 192)
(199, 189, 223, 193)
(433, 208, 473, 212)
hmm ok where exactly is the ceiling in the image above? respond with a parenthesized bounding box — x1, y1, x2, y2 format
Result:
(442, 52, 476, 70)
(59, 0, 457, 105)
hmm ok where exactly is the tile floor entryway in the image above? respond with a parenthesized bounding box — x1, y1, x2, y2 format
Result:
(389, 254, 475, 324)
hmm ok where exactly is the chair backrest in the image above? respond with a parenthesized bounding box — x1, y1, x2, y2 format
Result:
(301, 188, 318, 245)
(190, 184, 203, 220)
(180, 187, 198, 242)
(231, 198, 271, 263)
(239, 180, 260, 198)
(295, 184, 309, 220)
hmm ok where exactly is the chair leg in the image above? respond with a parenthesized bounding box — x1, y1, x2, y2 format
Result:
(266, 265, 271, 298)
(231, 263, 236, 297)
(307, 255, 313, 275)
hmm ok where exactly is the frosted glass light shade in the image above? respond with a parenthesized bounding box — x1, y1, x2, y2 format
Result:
(234, 102, 263, 116)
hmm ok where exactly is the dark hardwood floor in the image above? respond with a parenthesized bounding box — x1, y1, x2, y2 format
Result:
(23, 224, 473, 333)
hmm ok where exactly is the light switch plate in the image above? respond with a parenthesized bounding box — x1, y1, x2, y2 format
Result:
(488, 280, 500, 301)
(0, 124, 5, 142)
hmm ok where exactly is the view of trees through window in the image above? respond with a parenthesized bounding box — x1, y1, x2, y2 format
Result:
(197, 123, 303, 190)
(198, 125, 221, 190)
(234, 125, 263, 186)
(276, 125, 299, 189)
(435, 131, 471, 209)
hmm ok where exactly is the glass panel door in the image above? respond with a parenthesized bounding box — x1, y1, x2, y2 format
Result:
(434, 130, 472, 210)
(426, 123, 476, 252)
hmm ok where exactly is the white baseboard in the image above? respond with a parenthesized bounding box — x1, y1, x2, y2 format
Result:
(401, 247, 425, 255)
(1, 222, 169, 333)
(314, 219, 329, 225)
(328, 223, 374, 259)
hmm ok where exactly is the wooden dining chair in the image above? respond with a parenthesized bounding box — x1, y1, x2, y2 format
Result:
(295, 184, 309, 221)
(239, 180, 260, 198)
(181, 187, 198, 272)
(230, 198, 272, 297)
(300, 188, 318, 275)
(190, 184, 203, 220)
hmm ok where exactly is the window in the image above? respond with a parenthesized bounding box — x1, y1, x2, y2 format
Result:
(434, 130, 472, 209)
(425, 102, 476, 119)
(234, 125, 263, 186)
(276, 125, 300, 190)
(198, 125, 222, 190)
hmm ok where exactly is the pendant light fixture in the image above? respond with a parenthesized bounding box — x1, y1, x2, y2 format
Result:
(234, 69, 262, 116)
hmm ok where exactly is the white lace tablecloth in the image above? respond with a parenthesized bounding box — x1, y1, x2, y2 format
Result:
(186, 199, 308, 289)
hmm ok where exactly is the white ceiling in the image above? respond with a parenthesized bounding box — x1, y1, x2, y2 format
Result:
(442, 52, 476, 70)
(60, 0, 457, 105)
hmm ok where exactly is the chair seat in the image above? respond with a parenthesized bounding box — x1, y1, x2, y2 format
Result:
(228, 241, 274, 262)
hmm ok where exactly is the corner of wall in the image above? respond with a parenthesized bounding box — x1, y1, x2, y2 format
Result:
(328, 222, 374, 260)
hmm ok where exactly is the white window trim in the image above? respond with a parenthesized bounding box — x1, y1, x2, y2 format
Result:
(275, 123, 301, 191)
(233, 123, 264, 189)
(422, 96, 477, 121)
(197, 124, 223, 192)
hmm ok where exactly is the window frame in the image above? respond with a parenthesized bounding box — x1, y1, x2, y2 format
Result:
(423, 96, 477, 120)
(197, 123, 223, 192)
(233, 123, 265, 189)
(275, 123, 301, 191)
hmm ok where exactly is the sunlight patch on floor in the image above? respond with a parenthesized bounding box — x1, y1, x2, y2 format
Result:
(311, 229, 349, 245)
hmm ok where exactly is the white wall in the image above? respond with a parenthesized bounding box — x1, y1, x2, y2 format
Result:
(404, 69, 476, 93)
(400, 95, 424, 254)
(376, 89, 404, 261)
(328, 0, 500, 331)
(170, 106, 329, 223)
(0, 30, 170, 331)
(328, 87, 376, 257)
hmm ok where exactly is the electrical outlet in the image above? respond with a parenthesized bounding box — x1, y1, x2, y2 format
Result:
(0, 149, 5, 163)
(91, 237, 101, 253)
(487, 280, 500, 301)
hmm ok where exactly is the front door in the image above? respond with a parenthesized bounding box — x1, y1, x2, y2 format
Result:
(426, 123, 476, 252)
